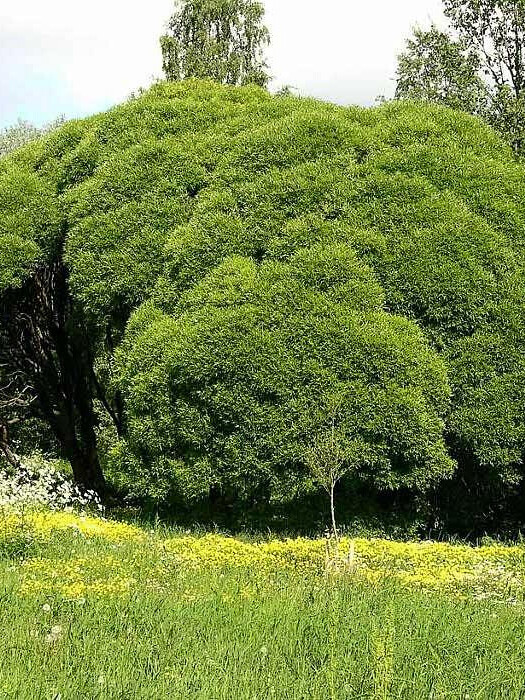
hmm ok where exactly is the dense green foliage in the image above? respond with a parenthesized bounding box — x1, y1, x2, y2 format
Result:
(2, 80, 525, 528)
(161, 0, 270, 87)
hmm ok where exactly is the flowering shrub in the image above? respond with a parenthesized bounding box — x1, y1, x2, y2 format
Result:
(20, 555, 136, 599)
(0, 455, 102, 511)
(162, 534, 525, 601)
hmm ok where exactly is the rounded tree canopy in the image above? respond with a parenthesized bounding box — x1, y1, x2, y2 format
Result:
(2, 80, 525, 503)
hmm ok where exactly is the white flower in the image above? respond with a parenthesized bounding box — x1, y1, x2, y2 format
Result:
(42, 603, 51, 613)
(45, 625, 63, 644)
(0, 455, 101, 512)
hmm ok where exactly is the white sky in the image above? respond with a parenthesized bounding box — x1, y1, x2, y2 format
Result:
(0, 0, 445, 129)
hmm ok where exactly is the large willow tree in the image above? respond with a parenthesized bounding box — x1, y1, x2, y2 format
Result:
(1, 81, 524, 526)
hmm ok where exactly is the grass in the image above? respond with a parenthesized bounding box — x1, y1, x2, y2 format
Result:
(1, 510, 525, 699)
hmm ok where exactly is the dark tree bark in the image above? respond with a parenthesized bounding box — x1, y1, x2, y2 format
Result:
(0, 260, 106, 493)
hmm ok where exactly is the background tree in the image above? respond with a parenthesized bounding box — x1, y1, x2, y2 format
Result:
(160, 0, 270, 86)
(0, 117, 65, 158)
(444, 0, 525, 154)
(0, 121, 39, 158)
(395, 25, 488, 115)
(0, 369, 33, 468)
(397, 0, 525, 154)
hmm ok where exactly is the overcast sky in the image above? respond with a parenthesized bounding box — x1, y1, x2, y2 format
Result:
(0, 0, 445, 129)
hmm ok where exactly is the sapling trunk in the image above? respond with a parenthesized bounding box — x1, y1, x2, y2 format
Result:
(330, 481, 338, 543)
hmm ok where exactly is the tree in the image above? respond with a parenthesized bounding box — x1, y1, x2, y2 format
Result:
(0, 370, 33, 469)
(0, 121, 39, 159)
(395, 25, 488, 115)
(160, 0, 270, 87)
(0, 117, 65, 159)
(304, 395, 368, 541)
(1, 81, 525, 529)
(444, 0, 525, 96)
(443, 0, 525, 154)
(0, 145, 107, 491)
(396, 1, 525, 154)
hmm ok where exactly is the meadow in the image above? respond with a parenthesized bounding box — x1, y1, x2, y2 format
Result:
(1, 509, 525, 699)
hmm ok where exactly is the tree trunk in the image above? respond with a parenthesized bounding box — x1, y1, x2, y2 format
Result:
(42, 335, 107, 495)
(0, 260, 107, 495)
(69, 445, 105, 494)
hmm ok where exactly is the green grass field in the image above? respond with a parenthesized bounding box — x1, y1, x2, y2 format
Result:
(1, 511, 525, 699)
